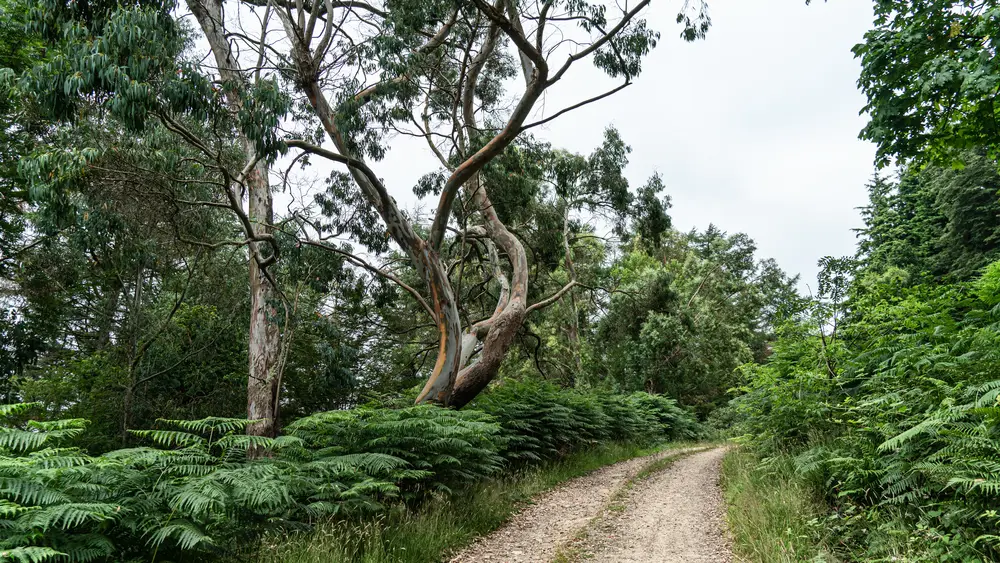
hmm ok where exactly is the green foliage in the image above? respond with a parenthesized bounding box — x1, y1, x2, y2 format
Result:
(287, 406, 504, 498)
(473, 379, 700, 463)
(735, 261, 1000, 561)
(592, 233, 801, 414)
(855, 0, 1000, 167)
(857, 154, 1000, 284)
(0, 404, 408, 561)
(0, 380, 693, 561)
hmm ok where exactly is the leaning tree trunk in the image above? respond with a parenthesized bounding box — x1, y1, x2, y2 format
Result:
(187, 0, 283, 436)
(288, 58, 464, 405)
(276, 2, 548, 408)
(448, 174, 529, 408)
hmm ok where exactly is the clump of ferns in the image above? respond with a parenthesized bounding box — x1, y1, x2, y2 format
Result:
(0, 385, 697, 562)
(0, 402, 118, 563)
(471, 379, 698, 464)
(286, 405, 504, 501)
(798, 378, 1000, 559)
(0, 406, 410, 562)
(113, 416, 408, 558)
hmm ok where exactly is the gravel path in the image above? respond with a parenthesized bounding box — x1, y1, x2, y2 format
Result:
(579, 447, 733, 562)
(448, 446, 704, 563)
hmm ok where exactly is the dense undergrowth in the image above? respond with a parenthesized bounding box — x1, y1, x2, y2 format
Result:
(0, 380, 699, 562)
(728, 261, 1000, 562)
(247, 441, 683, 563)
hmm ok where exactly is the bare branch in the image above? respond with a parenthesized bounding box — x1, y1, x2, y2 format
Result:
(521, 81, 631, 131)
(297, 239, 437, 322)
(526, 280, 578, 314)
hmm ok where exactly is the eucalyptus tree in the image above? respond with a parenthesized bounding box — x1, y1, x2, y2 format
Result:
(263, 0, 710, 408)
(14, 0, 711, 434)
(534, 127, 670, 375)
(18, 0, 311, 437)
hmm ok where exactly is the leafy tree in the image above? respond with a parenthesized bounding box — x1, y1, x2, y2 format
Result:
(11, 0, 717, 428)
(593, 226, 799, 415)
(855, 0, 1000, 166)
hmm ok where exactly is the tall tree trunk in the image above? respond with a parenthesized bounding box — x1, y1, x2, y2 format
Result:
(187, 0, 283, 436)
(246, 164, 282, 436)
(561, 202, 583, 377)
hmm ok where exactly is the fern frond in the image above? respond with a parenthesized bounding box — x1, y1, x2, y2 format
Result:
(16, 502, 119, 531)
(146, 518, 214, 551)
(129, 430, 206, 449)
(0, 546, 65, 563)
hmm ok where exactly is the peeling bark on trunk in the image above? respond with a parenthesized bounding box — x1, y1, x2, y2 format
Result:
(413, 247, 462, 404)
(246, 164, 282, 437)
(449, 175, 529, 408)
(188, 0, 283, 437)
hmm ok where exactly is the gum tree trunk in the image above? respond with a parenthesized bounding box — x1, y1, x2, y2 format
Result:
(187, 0, 283, 436)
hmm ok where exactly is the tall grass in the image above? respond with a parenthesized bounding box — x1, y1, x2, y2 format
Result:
(720, 449, 837, 563)
(246, 442, 681, 563)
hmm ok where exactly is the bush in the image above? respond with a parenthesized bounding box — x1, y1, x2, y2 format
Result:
(473, 380, 700, 463)
(286, 405, 505, 498)
(0, 384, 695, 561)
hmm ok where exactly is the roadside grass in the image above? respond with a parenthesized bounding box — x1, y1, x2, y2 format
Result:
(720, 448, 838, 563)
(244, 441, 690, 563)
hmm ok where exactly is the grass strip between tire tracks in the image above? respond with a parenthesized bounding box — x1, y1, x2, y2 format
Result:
(551, 444, 719, 563)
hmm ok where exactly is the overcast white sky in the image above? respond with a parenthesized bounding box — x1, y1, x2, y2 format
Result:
(363, 0, 877, 289)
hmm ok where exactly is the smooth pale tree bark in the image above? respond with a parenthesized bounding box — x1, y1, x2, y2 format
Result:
(448, 175, 530, 408)
(187, 0, 284, 437)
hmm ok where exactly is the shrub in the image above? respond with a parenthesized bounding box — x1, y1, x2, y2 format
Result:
(1, 384, 694, 561)
(473, 380, 700, 463)
(285, 405, 505, 497)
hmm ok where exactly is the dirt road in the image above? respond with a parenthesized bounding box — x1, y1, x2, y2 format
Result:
(576, 447, 732, 562)
(448, 446, 732, 563)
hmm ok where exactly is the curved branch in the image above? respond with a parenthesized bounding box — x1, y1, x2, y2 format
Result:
(526, 280, 578, 314)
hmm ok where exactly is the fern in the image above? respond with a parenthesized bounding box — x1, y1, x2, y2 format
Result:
(0, 546, 66, 563)
(0, 382, 695, 561)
